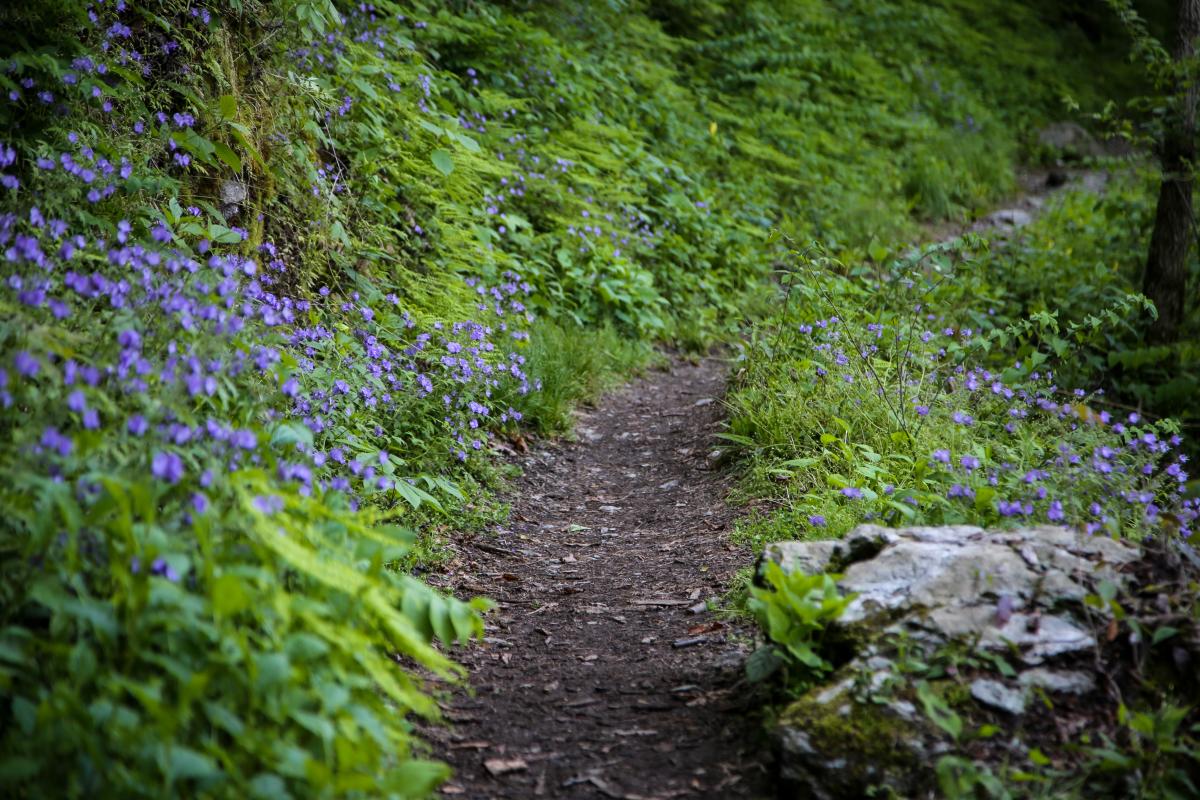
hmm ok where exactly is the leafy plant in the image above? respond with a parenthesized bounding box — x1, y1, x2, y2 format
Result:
(0, 0, 1185, 795)
(1083, 703, 1200, 800)
(746, 561, 852, 686)
(916, 679, 965, 742)
(936, 755, 1012, 800)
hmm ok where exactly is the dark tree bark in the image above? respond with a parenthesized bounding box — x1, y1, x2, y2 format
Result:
(1145, 0, 1200, 343)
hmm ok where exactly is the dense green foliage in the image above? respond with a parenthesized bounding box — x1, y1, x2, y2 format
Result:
(729, 174, 1199, 547)
(975, 174, 1199, 425)
(727, 231, 1195, 547)
(0, 0, 1195, 796)
(746, 561, 851, 685)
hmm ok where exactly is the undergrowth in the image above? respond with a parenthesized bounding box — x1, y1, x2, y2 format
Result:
(730, 176, 1199, 551)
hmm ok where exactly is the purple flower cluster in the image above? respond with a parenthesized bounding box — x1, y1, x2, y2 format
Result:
(2, 55, 542, 552)
(921, 401, 1195, 536)
(5, 199, 540, 514)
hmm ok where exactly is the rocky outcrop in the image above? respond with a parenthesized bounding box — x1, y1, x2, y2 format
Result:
(1036, 122, 1106, 160)
(763, 524, 1138, 798)
(219, 178, 248, 219)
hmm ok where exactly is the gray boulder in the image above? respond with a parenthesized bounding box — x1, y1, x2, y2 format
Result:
(1037, 122, 1105, 159)
(219, 179, 249, 219)
(767, 524, 1137, 797)
(766, 524, 1134, 648)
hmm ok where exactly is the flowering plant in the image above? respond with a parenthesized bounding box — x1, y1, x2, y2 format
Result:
(728, 242, 1196, 542)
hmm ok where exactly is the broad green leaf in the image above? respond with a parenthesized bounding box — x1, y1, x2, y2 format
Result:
(203, 702, 245, 737)
(249, 774, 287, 799)
(450, 130, 481, 153)
(255, 652, 291, 689)
(11, 697, 36, 735)
(212, 141, 242, 173)
(916, 681, 962, 741)
(383, 760, 451, 796)
(430, 149, 454, 176)
(415, 117, 443, 136)
(175, 128, 216, 162)
(745, 645, 784, 683)
(207, 224, 244, 245)
(218, 93, 237, 120)
(166, 745, 222, 780)
(270, 422, 314, 449)
(1152, 626, 1179, 645)
(211, 573, 250, 617)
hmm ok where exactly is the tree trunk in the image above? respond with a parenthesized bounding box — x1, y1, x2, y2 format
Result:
(1144, 0, 1200, 343)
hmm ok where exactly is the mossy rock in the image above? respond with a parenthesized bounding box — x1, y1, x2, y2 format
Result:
(775, 680, 941, 799)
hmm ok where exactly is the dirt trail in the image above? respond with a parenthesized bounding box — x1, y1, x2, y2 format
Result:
(429, 357, 771, 799)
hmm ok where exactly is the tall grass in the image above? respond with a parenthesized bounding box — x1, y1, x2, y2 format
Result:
(513, 320, 658, 434)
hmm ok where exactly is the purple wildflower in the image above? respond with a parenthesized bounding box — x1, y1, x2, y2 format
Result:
(14, 351, 39, 378)
(151, 451, 184, 484)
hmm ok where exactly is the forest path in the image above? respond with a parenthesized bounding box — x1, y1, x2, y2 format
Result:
(425, 167, 1104, 798)
(429, 357, 771, 799)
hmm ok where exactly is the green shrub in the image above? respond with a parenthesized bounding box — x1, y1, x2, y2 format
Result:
(969, 173, 1200, 429)
(746, 561, 852, 687)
